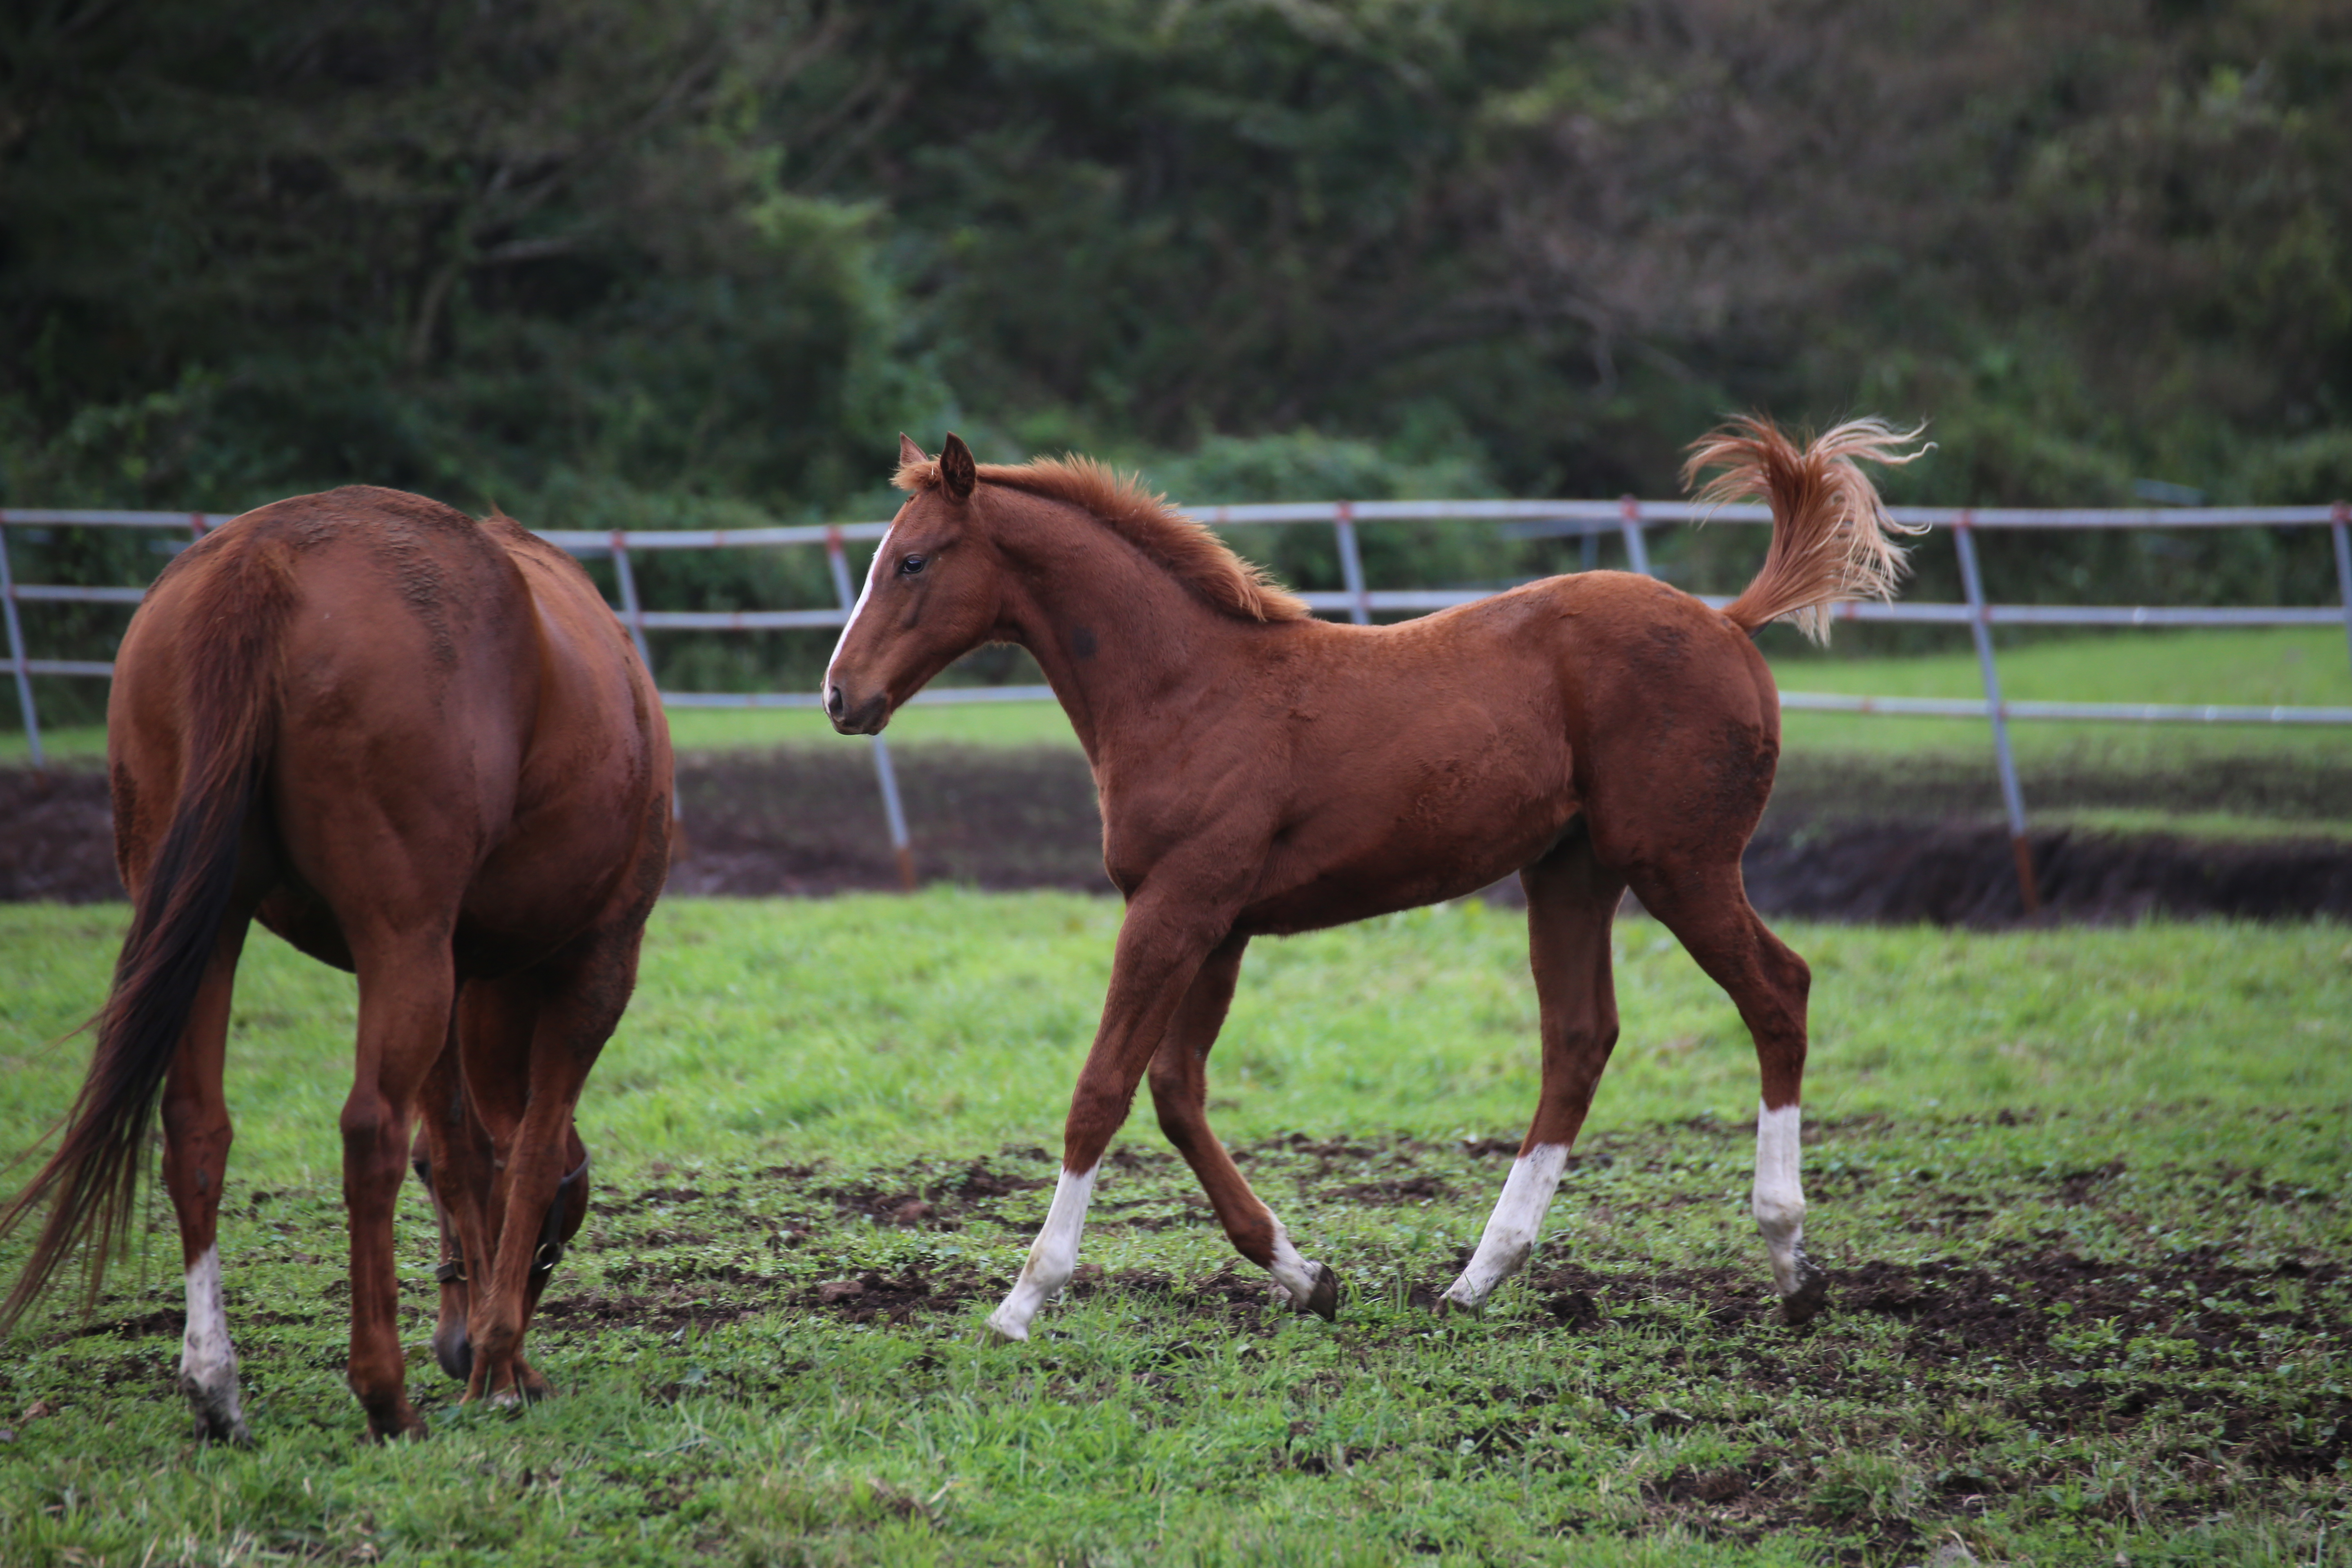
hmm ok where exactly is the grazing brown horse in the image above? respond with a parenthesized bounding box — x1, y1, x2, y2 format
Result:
(826, 421, 1922, 1339)
(0, 486, 671, 1441)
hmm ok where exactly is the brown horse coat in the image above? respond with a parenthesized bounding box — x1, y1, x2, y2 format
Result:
(0, 486, 670, 1441)
(825, 421, 1920, 1339)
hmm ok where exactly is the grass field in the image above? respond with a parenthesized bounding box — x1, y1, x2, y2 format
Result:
(5, 627, 2347, 768)
(0, 895, 2346, 1565)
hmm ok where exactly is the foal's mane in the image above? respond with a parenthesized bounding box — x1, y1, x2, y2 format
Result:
(896, 454, 1310, 623)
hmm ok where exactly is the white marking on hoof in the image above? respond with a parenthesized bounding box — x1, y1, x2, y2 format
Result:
(1753, 1101, 1809, 1297)
(179, 1246, 249, 1443)
(986, 1165, 1096, 1343)
(1443, 1143, 1570, 1310)
(1268, 1227, 1322, 1309)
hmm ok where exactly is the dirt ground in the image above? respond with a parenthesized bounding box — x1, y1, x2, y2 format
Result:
(5, 746, 2348, 924)
(530, 1129, 2352, 1550)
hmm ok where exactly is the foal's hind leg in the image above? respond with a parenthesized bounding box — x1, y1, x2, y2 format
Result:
(159, 917, 254, 1445)
(1444, 830, 1624, 1312)
(1148, 935, 1338, 1319)
(1623, 860, 1826, 1325)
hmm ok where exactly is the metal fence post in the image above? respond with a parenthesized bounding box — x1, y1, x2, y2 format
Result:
(0, 515, 44, 771)
(608, 531, 655, 672)
(1955, 510, 2040, 914)
(826, 526, 915, 890)
(608, 531, 688, 842)
(1333, 501, 1371, 624)
(2332, 500, 2352, 682)
(1617, 495, 1653, 577)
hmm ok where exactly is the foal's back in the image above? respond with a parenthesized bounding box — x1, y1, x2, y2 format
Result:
(1205, 569, 1780, 934)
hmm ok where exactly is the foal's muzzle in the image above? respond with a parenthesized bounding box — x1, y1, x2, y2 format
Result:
(826, 682, 891, 736)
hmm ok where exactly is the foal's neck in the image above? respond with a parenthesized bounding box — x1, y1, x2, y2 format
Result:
(992, 497, 1252, 767)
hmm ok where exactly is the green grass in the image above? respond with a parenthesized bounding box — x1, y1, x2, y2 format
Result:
(6, 627, 2345, 767)
(1, 895, 2348, 1565)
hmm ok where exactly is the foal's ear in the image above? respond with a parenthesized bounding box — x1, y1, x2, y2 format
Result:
(939, 433, 978, 502)
(898, 433, 929, 467)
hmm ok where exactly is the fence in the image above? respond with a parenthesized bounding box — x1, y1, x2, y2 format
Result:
(5, 499, 2350, 908)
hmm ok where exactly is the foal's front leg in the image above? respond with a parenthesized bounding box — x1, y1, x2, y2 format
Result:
(1445, 834, 1624, 1312)
(987, 893, 1240, 1342)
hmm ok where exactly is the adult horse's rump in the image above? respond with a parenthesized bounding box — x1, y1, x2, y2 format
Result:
(824, 419, 1922, 1341)
(0, 487, 670, 1441)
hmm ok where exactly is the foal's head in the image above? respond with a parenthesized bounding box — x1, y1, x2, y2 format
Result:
(824, 434, 1004, 735)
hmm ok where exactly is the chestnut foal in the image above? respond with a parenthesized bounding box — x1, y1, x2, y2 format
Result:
(0, 487, 670, 1441)
(826, 421, 1922, 1338)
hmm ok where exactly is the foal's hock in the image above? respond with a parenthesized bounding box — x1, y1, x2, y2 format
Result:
(0, 488, 671, 1442)
(826, 419, 1925, 1339)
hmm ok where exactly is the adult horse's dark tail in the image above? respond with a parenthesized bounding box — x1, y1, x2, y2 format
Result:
(1684, 416, 1931, 645)
(0, 528, 296, 1330)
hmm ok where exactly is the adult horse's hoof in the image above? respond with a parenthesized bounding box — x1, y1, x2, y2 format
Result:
(181, 1376, 252, 1448)
(364, 1412, 430, 1444)
(1298, 1262, 1341, 1323)
(433, 1320, 474, 1383)
(1780, 1259, 1829, 1327)
(982, 1311, 1029, 1345)
(192, 1411, 254, 1448)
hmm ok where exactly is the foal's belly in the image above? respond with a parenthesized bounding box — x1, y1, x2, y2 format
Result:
(1237, 752, 1580, 937)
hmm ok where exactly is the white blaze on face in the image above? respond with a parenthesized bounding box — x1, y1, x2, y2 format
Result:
(986, 1164, 1097, 1341)
(180, 1245, 247, 1430)
(1444, 1142, 1570, 1310)
(824, 523, 895, 693)
(1752, 1101, 1807, 1294)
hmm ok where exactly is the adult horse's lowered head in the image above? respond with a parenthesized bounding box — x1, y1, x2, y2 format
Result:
(0, 487, 671, 1441)
(827, 421, 1924, 1339)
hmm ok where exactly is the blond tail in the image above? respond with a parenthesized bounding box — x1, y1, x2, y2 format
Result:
(1684, 415, 1931, 645)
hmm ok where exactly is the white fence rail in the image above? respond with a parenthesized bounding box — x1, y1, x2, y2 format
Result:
(5, 499, 2350, 910)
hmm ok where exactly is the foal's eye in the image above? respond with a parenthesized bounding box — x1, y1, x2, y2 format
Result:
(898, 553, 927, 577)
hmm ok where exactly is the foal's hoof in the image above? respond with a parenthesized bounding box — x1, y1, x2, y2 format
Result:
(982, 1310, 1029, 1345)
(1780, 1258, 1830, 1327)
(1298, 1263, 1341, 1323)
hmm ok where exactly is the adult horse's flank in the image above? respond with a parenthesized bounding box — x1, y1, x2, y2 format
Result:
(0, 487, 671, 1441)
(827, 421, 1924, 1339)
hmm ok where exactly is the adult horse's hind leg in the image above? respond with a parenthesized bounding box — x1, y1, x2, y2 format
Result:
(1443, 828, 1625, 1312)
(1624, 858, 1826, 1325)
(1147, 935, 1338, 1319)
(159, 916, 254, 1444)
(341, 933, 457, 1440)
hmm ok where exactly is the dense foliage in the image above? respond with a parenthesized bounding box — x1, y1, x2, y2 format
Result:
(3, 0, 2347, 703)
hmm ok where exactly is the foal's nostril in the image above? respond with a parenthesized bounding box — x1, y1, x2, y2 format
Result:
(825, 684, 845, 719)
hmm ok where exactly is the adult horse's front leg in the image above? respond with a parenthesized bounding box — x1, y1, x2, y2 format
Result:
(459, 933, 632, 1406)
(1148, 935, 1338, 1319)
(1444, 830, 1624, 1312)
(987, 891, 1238, 1342)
